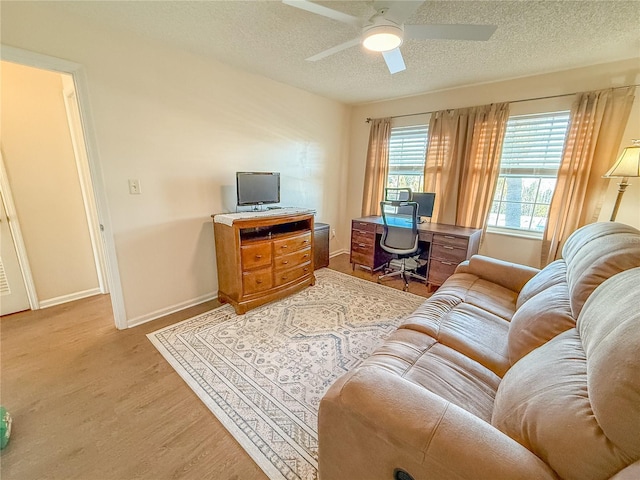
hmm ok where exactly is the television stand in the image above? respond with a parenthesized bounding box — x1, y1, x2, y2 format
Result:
(212, 210, 315, 314)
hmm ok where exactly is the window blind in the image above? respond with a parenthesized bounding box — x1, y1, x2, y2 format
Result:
(500, 112, 570, 176)
(388, 125, 429, 175)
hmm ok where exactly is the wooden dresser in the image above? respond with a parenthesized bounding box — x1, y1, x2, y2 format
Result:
(213, 210, 315, 314)
(350, 216, 481, 289)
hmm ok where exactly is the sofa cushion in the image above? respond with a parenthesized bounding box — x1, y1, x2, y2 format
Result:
(508, 283, 574, 364)
(492, 268, 640, 480)
(362, 328, 500, 422)
(561, 222, 640, 318)
(516, 260, 567, 309)
(400, 273, 515, 377)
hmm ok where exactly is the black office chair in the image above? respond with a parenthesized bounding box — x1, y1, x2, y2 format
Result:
(377, 201, 426, 291)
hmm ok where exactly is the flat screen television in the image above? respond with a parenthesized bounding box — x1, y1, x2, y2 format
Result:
(236, 172, 280, 207)
(412, 192, 436, 219)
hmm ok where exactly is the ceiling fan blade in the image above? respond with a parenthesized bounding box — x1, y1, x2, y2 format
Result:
(306, 38, 361, 62)
(282, 0, 361, 27)
(376, 1, 425, 25)
(382, 48, 406, 74)
(405, 24, 497, 41)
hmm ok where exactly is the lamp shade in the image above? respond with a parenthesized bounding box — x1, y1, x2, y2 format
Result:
(604, 145, 640, 178)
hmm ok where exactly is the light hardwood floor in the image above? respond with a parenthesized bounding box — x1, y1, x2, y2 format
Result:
(0, 253, 430, 479)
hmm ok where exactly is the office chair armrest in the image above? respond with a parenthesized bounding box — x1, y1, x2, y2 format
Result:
(455, 255, 540, 293)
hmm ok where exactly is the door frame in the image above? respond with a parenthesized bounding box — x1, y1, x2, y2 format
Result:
(1, 45, 127, 329)
(0, 150, 38, 311)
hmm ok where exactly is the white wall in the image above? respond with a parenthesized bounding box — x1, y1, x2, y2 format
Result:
(1, 3, 351, 325)
(349, 59, 640, 267)
(1, 61, 100, 303)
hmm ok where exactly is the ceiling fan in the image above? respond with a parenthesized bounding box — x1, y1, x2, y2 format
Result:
(282, 0, 497, 74)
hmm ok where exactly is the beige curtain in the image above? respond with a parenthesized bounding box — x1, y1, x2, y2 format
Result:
(541, 87, 635, 265)
(361, 117, 391, 217)
(424, 103, 510, 228)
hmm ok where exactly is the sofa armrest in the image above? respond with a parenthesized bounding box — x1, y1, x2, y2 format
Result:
(318, 366, 558, 480)
(455, 254, 540, 292)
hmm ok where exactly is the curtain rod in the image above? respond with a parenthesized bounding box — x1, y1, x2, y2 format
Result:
(364, 83, 639, 123)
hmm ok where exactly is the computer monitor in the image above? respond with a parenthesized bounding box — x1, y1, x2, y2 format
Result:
(384, 187, 412, 202)
(412, 192, 435, 220)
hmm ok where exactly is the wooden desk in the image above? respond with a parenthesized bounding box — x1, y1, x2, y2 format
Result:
(350, 216, 481, 288)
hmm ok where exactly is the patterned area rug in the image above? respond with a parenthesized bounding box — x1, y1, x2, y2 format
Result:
(147, 268, 425, 480)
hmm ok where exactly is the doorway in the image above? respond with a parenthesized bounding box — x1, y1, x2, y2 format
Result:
(0, 47, 126, 329)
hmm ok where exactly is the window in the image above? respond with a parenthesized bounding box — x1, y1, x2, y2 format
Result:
(487, 111, 570, 234)
(387, 125, 428, 193)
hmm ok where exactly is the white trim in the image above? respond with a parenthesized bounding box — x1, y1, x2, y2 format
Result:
(485, 226, 543, 240)
(39, 288, 102, 309)
(61, 78, 109, 294)
(1, 45, 128, 329)
(329, 249, 349, 257)
(127, 293, 218, 329)
(0, 150, 39, 310)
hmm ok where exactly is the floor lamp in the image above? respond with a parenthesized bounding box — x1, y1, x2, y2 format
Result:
(603, 141, 640, 221)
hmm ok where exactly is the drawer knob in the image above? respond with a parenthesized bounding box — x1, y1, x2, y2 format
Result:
(282, 275, 288, 280)
(281, 245, 288, 249)
(304, 267, 309, 272)
(442, 261, 454, 266)
(443, 246, 454, 250)
(282, 260, 289, 265)
(255, 254, 263, 259)
(444, 235, 455, 239)
(256, 279, 263, 284)
(358, 243, 366, 247)
(303, 239, 309, 244)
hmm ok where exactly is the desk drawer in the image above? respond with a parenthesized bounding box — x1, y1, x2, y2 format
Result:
(274, 248, 311, 271)
(351, 229, 375, 247)
(274, 263, 312, 287)
(431, 244, 467, 264)
(428, 259, 458, 286)
(352, 220, 376, 233)
(273, 232, 312, 256)
(433, 234, 469, 249)
(241, 243, 272, 270)
(242, 267, 273, 295)
(351, 240, 374, 256)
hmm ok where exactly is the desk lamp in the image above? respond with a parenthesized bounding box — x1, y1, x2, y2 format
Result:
(603, 140, 640, 221)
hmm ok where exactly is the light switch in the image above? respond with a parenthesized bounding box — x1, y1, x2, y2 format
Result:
(128, 179, 141, 195)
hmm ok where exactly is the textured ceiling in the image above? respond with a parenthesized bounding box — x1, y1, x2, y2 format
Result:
(42, 0, 640, 104)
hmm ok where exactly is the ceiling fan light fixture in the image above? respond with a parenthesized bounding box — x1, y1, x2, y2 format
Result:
(362, 24, 404, 52)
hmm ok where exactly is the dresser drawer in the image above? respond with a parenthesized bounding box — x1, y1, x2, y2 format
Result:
(274, 263, 312, 287)
(433, 234, 469, 249)
(428, 259, 458, 286)
(431, 244, 468, 264)
(350, 251, 373, 268)
(274, 248, 312, 271)
(352, 220, 376, 233)
(241, 243, 272, 270)
(242, 267, 273, 295)
(273, 232, 312, 256)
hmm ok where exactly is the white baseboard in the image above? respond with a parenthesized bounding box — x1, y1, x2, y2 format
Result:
(330, 249, 349, 257)
(127, 293, 218, 328)
(39, 288, 102, 309)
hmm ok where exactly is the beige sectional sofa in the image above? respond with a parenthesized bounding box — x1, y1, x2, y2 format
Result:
(318, 222, 640, 480)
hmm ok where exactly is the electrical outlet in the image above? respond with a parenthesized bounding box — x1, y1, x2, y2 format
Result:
(331, 228, 336, 239)
(128, 179, 141, 195)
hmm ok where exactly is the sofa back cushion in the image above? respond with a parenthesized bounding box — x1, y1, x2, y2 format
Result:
(561, 222, 640, 318)
(516, 260, 566, 309)
(507, 283, 574, 364)
(492, 268, 640, 480)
